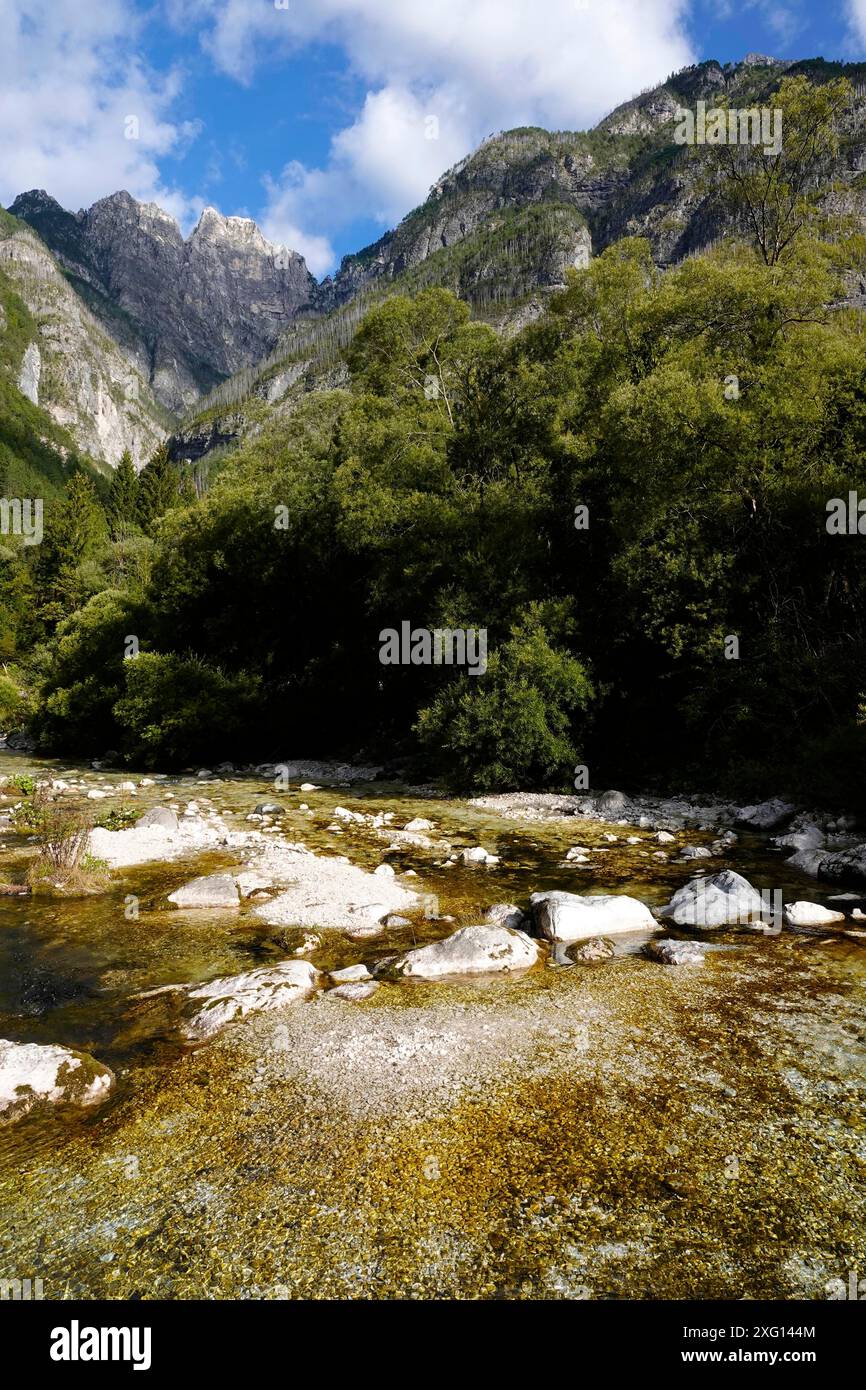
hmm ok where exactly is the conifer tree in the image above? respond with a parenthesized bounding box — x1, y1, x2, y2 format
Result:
(106, 449, 140, 540)
(137, 443, 179, 534)
(35, 470, 107, 627)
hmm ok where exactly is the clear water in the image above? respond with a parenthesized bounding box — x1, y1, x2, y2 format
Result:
(0, 750, 863, 1299)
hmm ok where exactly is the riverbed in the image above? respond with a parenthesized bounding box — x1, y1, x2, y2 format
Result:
(0, 751, 863, 1299)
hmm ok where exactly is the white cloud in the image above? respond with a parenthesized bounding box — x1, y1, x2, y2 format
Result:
(0, 0, 201, 226)
(3, 0, 698, 276)
(176, 0, 695, 273)
(846, 0, 866, 46)
(765, 5, 807, 48)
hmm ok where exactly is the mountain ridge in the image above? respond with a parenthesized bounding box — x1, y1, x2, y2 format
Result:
(6, 53, 866, 470)
(8, 189, 317, 414)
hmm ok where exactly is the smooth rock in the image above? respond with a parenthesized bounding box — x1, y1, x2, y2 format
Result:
(184, 960, 319, 1040)
(784, 901, 846, 927)
(483, 902, 526, 930)
(330, 964, 371, 983)
(461, 846, 500, 865)
(646, 938, 708, 966)
(786, 848, 828, 877)
(168, 873, 240, 909)
(661, 869, 765, 928)
(774, 825, 824, 851)
(530, 890, 656, 942)
(393, 925, 538, 979)
(597, 789, 630, 817)
(327, 981, 379, 1001)
(404, 817, 433, 832)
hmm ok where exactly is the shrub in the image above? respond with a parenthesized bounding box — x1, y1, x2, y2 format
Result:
(0, 669, 29, 730)
(415, 606, 594, 792)
(114, 651, 263, 766)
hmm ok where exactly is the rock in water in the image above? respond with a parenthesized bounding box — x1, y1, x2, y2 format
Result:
(645, 938, 708, 966)
(393, 925, 539, 979)
(818, 844, 866, 887)
(661, 869, 766, 928)
(0, 1040, 115, 1122)
(183, 961, 319, 1040)
(571, 937, 616, 963)
(327, 982, 379, 1002)
(783, 901, 846, 927)
(530, 891, 656, 942)
(329, 964, 371, 983)
(461, 846, 500, 865)
(483, 902, 527, 930)
(735, 798, 795, 830)
(168, 874, 240, 909)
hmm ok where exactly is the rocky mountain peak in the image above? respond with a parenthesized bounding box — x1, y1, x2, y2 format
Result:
(8, 188, 317, 413)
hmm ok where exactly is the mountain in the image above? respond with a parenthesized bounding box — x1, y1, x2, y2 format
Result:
(169, 55, 866, 466)
(0, 207, 166, 471)
(8, 191, 317, 414)
(7, 54, 866, 472)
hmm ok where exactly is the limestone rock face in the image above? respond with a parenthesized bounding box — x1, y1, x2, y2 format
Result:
(17, 341, 41, 403)
(10, 191, 317, 413)
(0, 219, 165, 466)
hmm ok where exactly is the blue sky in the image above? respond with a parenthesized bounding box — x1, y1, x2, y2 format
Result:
(1, 0, 865, 279)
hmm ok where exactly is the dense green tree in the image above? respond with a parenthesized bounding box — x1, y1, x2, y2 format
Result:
(23, 233, 866, 803)
(137, 444, 181, 534)
(696, 74, 852, 265)
(35, 471, 107, 629)
(106, 449, 140, 540)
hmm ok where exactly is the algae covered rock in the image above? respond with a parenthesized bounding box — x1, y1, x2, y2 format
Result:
(0, 1039, 115, 1123)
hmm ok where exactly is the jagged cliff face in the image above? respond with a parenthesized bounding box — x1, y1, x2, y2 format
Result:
(9, 191, 317, 414)
(0, 213, 166, 468)
(322, 57, 866, 307)
(8, 55, 866, 471)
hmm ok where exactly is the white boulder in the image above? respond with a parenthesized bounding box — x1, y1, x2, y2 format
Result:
(661, 869, 765, 928)
(0, 1040, 115, 1122)
(184, 960, 319, 1040)
(393, 925, 538, 979)
(168, 873, 240, 909)
(461, 846, 500, 865)
(783, 901, 845, 927)
(646, 939, 708, 967)
(530, 891, 655, 943)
